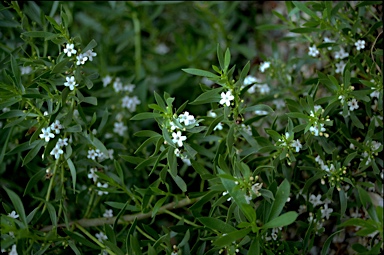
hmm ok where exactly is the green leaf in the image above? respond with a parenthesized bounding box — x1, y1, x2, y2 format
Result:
(267, 179, 290, 222)
(198, 217, 237, 233)
(131, 112, 162, 120)
(224, 48, 231, 71)
(190, 87, 223, 105)
(63, 230, 100, 249)
(262, 211, 298, 229)
(23, 139, 45, 166)
(46, 202, 57, 228)
(21, 31, 56, 38)
(68, 240, 81, 255)
(82, 39, 97, 54)
(357, 186, 372, 208)
(213, 228, 251, 247)
(339, 189, 347, 218)
(66, 124, 82, 132)
(10, 55, 24, 94)
(51, 58, 69, 74)
(290, 27, 322, 33)
(67, 158, 77, 193)
(244, 104, 274, 114)
(3, 186, 27, 228)
(321, 230, 344, 255)
(172, 175, 187, 192)
(182, 68, 219, 79)
(152, 196, 167, 218)
(292, 1, 320, 21)
(24, 169, 45, 196)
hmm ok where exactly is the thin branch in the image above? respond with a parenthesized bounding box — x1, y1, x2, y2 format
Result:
(371, 30, 383, 75)
(40, 196, 200, 232)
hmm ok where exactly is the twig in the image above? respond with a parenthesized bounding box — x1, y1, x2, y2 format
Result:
(40, 196, 200, 232)
(371, 30, 383, 75)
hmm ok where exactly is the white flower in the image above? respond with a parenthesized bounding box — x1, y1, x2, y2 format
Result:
(349, 143, 356, 150)
(244, 75, 259, 85)
(309, 194, 323, 207)
(50, 146, 64, 160)
(181, 157, 191, 166)
(123, 84, 135, 93)
(97, 182, 109, 196)
(219, 91, 234, 107)
(102, 75, 112, 87)
(20, 66, 32, 75)
(103, 209, 113, 218)
(245, 194, 252, 204)
(251, 183, 262, 195)
(172, 131, 187, 147)
(201, 77, 214, 87)
(291, 139, 302, 152)
(95, 231, 108, 242)
(207, 110, 217, 118)
(63, 43, 77, 57)
(335, 61, 346, 74)
(334, 47, 349, 60)
(259, 61, 271, 72)
(174, 148, 181, 157)
(179, 111, 196, 126)
(321, 203, 333, 220)
(83, 49, 97, 61)
(76, 53, 88, 65)
(338, 95, 345, 104)
(222, 191, 231, 201)
(347, 98, 359, 111)
(371, 141, 382, 151)
(43, 111, 49, 116)
(39, 127, 55, 142)
(354, 40, 365, 51)
(87, 149, 98, 160)
(370, 89, 380, 99)
(2, 107, 10, 113)
(258, 84, 270, 95)
(273, 99, 285, 110)
(88, 168, 98, 183)
(113, 122, 127, 136)
(155, 43, 169, 55)
(64, 76, 78, 90)
(122, 96, 141, 112)
(107, 149, 114, 159)
(323, 37, 334, 50)
(50, 120, 63, 134)
(9, 244, 18, 255)
(8, 210, 19, 219)
(308, 45, 319, 57)
(213, 122, 223, 131)
(113, 78, 123, 92)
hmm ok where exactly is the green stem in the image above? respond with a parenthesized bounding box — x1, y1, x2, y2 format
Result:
(136, 226, 168, 249)
(83, 190, 96, 219)
(75, 223, 116, 255)
(132, 12, 142, 80)
(163, 209, 201, 227)
(42, 160, 59, 214)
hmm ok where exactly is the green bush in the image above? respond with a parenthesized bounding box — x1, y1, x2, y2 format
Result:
(1, 1, 382, 254)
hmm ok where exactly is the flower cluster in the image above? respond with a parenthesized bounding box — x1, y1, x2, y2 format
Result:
(276, 132, 303, 153)
(315, 156, 347, 191)
(63, 43, 97, 66)
(39, 120, 63, 142)
(243, 75, 270, 95)
(307, 105, 331, 137)
(50, 137, 68, 160)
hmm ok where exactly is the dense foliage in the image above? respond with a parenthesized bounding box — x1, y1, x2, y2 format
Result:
(1, 1, 383, 254)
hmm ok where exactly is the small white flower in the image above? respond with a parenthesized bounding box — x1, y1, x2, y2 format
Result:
(207, 110, 217, 118)
(97, 182, 109, 196)
(20, 66, 32, 75)
(113, 78, 123, 92)
(83, 49, 97, 61)
(123, 84, 135, 93)
(309, 194, 323, 207)
(349, 143, 356, 150)
(219, 91, 234, 107)
(178, 111, 196, 126)
(273, 99, 285, 110)
(107, 149, 114, 159)
(88, 168, 98, 183)
(50, 146, 64, 160)
(43, 111, 49, 116)
(155, 43, 169, 55)
(87, 149, 98, 160)
(334, 47, 349, 60)
(338, 95, 345, 104)
(113, 122, 127, 136)
(63, 43, 77, 57)
(39, 127, 55, 142)
(213, 122, 223, 131)
(122, 96, 141, 112)
(181, 157, 191, 166)
(259, 61, 271, 72)
(174, 148, 181, 157)
(335, 61, 346, 74)
(308, 45, 319, 57)
(222, 191, 231, 201)
(102, 75, 112, 87)
(291, 139, 302, 152)
(245, 194, 252, 204)
(321, 203, 333, 220)
(95, 231, 108, 242)
(251, 183, 262, 195)
(9, 244, 18, 255)
(354, 40, 365, 51)
(76, 53, 88, 65)
(103, 209, 113, 218)
(347, 98, 359, 111)
(323, 37, 334, 50)
(50, 120, 63, 134)
(64, 76, 78, 90)
(8, 210, 19, 219)
(172, 131, 187, 147)
(258, 84, 270, 95)
(244, 75, 259, 85)
(370, 90, 380, 99)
